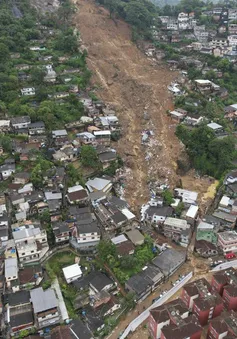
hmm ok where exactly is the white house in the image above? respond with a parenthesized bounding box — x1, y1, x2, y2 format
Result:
(13, 227, 49, 265)
(21, 87, 35, 96)
(44, 64, 57, 83)
(228, 35, 237, 47)
(71, 221, 101, 250)
(10, 116, 31, 129)
(0, 164, 15, 180)
(5, 257, 18, 283)
(63, 264, 82, 283)
(76, 132, 96, 145)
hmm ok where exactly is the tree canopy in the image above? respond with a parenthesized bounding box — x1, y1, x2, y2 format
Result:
(176, 125, 236, 178)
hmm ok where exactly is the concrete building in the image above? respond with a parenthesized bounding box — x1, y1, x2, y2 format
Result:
(152, 249, 186, 277)
(196, 221, 218, 244)
(30, 287, 61, 329)
(63, 264, 82, 284)
(218, 231, 237, 253)
(149, 298, 189, 339)
(181, 278, 212, 310)
(163, 217, 191, 242)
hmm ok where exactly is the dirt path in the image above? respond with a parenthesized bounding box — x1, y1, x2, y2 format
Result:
(73, 0, 182, 211)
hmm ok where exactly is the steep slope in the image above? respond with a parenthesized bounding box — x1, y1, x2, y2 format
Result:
(73, 0, 182, 210)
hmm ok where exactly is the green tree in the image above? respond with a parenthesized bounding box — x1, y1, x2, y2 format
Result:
(0, 135, 12, 153)
(97, 240, 117, 262)
(66, 163, 85, 187)
(175, 202, 185, 217)
(80, 145, 100, 169)
(31, 158, 53, 188)
(0, 43, 9, 63)
(31, 67, 46, 85)
(162, 189, 174, 205)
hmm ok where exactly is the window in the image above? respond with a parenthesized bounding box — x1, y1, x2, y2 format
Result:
(13, 276, 16, 279)
(21, 252, 25, 255)
(42, 238, 46, 242)
(31, 250, 34, 253)
(92, 237, 95, 239)
(83, 238, 86, 240)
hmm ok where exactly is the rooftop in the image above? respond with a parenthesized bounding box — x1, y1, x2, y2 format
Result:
(63, 264, 82, 280)
(126, 229, 145, 244)
(6, 290, 30, 307)
(218, 231, 237, 242)
(207, 122, 223, 130)
(30, 287, 58, 313)
(164, 217, 189, 229)
(152, 249, 186, 276)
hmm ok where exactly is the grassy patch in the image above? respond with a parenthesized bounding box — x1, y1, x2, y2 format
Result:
(44, 251, 78, 317)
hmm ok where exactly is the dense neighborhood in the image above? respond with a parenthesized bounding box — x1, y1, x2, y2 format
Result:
(0, 0, 237, 339)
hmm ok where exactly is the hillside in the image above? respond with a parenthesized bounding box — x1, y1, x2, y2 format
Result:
(72, 0, 183, 210)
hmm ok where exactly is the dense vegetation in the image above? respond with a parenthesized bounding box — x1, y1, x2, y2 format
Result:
(176, 125, 237, 178)
(0, 0, 91, 129)
(97, 0, 159, 38)
(98, 237, 157, 284)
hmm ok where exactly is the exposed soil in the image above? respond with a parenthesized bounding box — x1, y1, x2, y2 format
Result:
(73, 0, 183, 211)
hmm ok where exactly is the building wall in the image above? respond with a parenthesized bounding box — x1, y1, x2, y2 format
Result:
(207, 322, 228, 339)
(222, 289, 237, 310)
(213, 302, 224, 318)
(148, 314, 158, 339)
(193, 305, 210, 326)
(211, 276, 227, 296)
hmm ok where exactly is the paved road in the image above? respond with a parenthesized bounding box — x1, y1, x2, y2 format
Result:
(211, 259, 237, 272)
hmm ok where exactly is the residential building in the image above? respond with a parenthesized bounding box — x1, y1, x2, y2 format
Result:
(163, 217, 191, 242)
(160, 315, 202, 339)
(0, 163, 15, 180)
(152, 249, 186, 277)
(13, 227, 49, 265)
(66, 185, 89, 205)
(192, 293, 224, 325)
(207, 311, 237, 339)
(185, 205, 199, 225)
(126, 229, 144, 246)
(174, 188, 198, 206)
(52, 222, 70, 243)
(144, 206, 173, 224)
(5, 257, 18, 285)
(77, 132, 96, 145)
(195, 239, 218, 257)
(52, 129, 68, 139)
(93, 130, 111, 145)
(71, 220, 100, 251)
(63, 264, 83, 284)
(207, 122, 224, 134)
(149, 298, 189, 339)
(30, 287, 61, 329)
(86, 177, 112, 194)
(228, 35, 237, 47)
(11, 116, 31, 130)
(181, 278, 212, 310)
(111, 235, 135, 257)
(73, 270, 115, 294)
(222, 284, 237, 311)
(21, 88, 35, 96)
(218, 231, 237, 253)
(125, 264, 164, 302)
(28, 122, 45, 135)
(169, 109, 187, 122)
(196, 221, 218, 244)
(5, 290, 34, 336)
